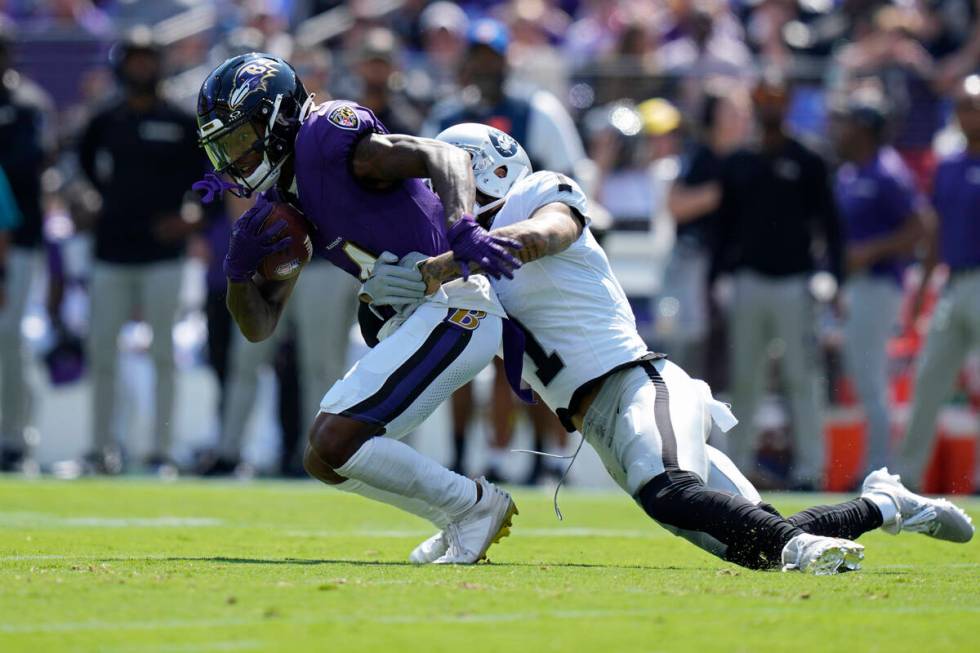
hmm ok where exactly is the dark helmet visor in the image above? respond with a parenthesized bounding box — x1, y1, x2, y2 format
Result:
(200, 120, 265, 178)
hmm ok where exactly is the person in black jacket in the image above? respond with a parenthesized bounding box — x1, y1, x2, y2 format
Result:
(715, 78, 844, 491)
(77, 28, 201, 474)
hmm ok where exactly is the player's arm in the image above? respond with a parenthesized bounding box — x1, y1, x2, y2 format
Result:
(418, 202, 583, 293)
(351, 133, 474, 226)
(223, 201, 296, 342)
(227, 275, 299, 342)
(352, 131, 522, 279)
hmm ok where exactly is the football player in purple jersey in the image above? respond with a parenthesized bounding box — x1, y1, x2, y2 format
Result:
(194, 53, 524, 563)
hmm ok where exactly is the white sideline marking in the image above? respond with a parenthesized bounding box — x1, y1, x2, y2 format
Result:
(107, 641, 261, 653)
(0, 512, 222, 528)
(5, 603, 980, 634)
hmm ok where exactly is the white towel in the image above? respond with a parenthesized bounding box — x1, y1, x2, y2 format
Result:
(691, 379, 738, 433)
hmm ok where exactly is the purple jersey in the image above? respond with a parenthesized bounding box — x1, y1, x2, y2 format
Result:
(291, 100, 449, 279)
(835, 147, 922, 283)
(932, 151, 980, 272)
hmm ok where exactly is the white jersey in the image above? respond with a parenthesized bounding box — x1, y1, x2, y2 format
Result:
(489, 171, 652, 422)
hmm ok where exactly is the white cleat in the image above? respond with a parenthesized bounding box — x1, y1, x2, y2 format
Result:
(409, 531, 448, 565)
(862, 467, 974, 543)
(781, 533, 865, 575)
(433, 477, 518, 564)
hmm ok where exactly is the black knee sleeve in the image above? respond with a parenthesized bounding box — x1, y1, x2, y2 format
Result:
(637, 470, 804, 570)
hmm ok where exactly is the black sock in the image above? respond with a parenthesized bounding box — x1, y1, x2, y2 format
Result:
(786, 498, 884, 540)
(637, 470, 804, 570)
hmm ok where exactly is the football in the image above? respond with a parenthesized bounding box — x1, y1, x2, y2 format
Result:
(257, 201, 313, 281)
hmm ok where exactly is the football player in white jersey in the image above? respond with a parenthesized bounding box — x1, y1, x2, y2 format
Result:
(376, 123, 973, 573)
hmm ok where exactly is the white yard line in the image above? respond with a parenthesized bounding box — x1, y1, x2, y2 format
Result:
(3, 604, 980, 635)
(104, 641, 262, 653)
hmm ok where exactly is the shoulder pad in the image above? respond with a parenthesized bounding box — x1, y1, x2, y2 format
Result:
(310, 101, 383, 136)
(512, 170, 589, 219)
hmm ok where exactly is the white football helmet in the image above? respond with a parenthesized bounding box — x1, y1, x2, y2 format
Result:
(435, 123, 532, 215)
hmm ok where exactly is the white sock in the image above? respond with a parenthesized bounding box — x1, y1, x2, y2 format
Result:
(865, 491, 899, 526)
(335, 437, 477, 522)
(337, 478, 451, 528)
(488, 447, 508, 470)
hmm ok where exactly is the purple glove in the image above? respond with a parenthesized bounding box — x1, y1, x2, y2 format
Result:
(192, 171, 246, 203)
(446, 214, 522, 280)
(224, 202, 293, 282)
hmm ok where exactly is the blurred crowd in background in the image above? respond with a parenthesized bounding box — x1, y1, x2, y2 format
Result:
(0, 0, 978, 493)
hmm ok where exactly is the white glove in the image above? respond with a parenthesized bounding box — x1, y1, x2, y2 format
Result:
(359, 251, 426, 306)
(398, 251, 429, 271)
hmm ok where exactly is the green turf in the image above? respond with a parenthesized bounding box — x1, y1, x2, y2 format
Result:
(0, 477, 977, 653)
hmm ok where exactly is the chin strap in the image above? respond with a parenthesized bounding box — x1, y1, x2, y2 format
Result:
(298, 92, 316, 123)
(474, 167, 530, 216)
(474, 196, 506, 216)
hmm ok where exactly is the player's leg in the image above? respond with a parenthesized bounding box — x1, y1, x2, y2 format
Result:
(587, 360, 863, 573)
(706, 444, 885, 539)
(0, 247, 37, 468)
(772, 276, 825, 488)
(897, 286, 970, 488)
(726, 271, 771, 477)
(704, 444, 972, 543)
(87, 262, 138, 471)
(842, 277, 902, 475)
(140, 260, 183, 465)
(303, 410, 478, 531)
(305, 305, 515, 562)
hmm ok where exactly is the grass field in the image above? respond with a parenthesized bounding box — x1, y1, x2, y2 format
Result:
(0, 477, 977, 653)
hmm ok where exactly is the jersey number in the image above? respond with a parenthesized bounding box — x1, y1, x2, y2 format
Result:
(516, 320, 565, 386)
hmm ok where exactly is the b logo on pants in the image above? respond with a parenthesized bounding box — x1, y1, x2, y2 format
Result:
(447, 309, 486, 330)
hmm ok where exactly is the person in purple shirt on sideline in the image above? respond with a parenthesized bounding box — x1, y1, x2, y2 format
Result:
(833, 90, 931, 477)
(900, 75, 980, 489)
(194, 53, 527, 564)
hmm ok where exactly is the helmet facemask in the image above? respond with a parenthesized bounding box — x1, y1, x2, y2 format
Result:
(199, 93, 288, 197)
(472, 160, 529, 217)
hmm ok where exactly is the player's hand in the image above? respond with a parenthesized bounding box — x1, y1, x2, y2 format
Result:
(399, 252, 440, 296)
(359, 252, 427, 306)
(224, 202, 293, 282)
(447, 214, 522, 281)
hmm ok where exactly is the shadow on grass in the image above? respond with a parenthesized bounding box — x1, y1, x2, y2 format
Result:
(95, 556, 697, 571)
